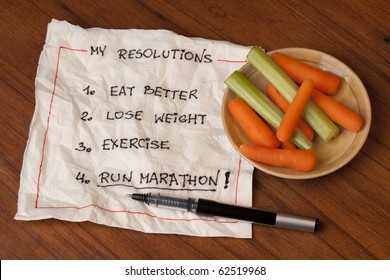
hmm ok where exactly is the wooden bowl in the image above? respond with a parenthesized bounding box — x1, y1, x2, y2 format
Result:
(222, 48, 371, 179)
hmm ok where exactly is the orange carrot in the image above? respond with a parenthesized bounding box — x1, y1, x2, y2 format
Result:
(311, 88, 364, 132)
(271, 52, 340, 95)
(281, 141, 296, 150)
(277, 79, 314, 143)
(228, 98, 280, 148)
(266, 83, 314, 141)
(240, 144, 317, 171)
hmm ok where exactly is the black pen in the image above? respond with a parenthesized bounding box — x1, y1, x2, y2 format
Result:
(129, 192, 319, 233)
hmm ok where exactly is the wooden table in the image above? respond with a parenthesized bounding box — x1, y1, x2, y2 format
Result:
(1, 0, 389, 260)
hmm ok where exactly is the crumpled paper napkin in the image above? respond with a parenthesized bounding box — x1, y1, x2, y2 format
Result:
(15, 19, 254, 238)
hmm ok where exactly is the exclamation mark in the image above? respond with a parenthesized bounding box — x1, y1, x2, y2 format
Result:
(224, 171, 231, 189)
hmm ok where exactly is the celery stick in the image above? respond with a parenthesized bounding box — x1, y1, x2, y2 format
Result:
(225, 71, 312, 150)
(247, 46, 339, 142)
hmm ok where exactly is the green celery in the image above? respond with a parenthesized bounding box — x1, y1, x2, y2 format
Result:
(247, 46, 339, 142)
(225, 71, 313, 150)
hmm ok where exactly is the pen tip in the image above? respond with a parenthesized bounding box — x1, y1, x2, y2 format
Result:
(127, 193, 133, 198)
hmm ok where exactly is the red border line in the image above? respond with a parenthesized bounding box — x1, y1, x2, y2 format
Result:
(38, 204, 238, 224)
(35, 46, 87, 208)
(217, 59, 247, 63)
(34, 46, 243, 225)
(234, 156, 243, 205)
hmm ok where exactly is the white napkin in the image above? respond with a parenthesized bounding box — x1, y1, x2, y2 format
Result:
(15, 19, 254, 238)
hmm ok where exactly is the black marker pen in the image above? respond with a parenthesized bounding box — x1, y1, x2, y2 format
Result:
(129, 192, 319, 233)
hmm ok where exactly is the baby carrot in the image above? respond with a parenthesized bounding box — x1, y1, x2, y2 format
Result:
(240, 144, 317, 171)
(277, 79, 314, 143)
(271, 52, 340, 95)
(311, 88, 364, 132)
(281, 141, 296, 150)
(229, 98, 280, 148)
(266, 83, 314, 141)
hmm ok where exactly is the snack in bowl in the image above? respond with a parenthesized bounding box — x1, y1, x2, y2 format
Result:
(222, 47, 371, 179)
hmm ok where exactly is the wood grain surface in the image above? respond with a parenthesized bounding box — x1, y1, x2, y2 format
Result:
(1, 0, 389, 260)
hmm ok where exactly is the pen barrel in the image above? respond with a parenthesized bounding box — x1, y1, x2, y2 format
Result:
(154, 194, 198, 212)
(133, 192, 198, 212)
(197, 199, 319, 233)
(197, 199, 276, 225)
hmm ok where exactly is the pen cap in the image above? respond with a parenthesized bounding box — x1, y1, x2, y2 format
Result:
(275, 213, 319, 233)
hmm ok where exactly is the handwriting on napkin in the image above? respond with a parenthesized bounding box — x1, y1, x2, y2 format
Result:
(15, 20, 254, 238)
